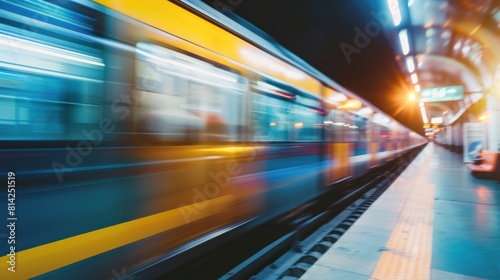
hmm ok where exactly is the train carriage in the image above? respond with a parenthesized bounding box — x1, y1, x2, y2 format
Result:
(0, 0, 425, 279)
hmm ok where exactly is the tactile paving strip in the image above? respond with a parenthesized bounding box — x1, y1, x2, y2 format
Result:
(370, 159, 435, 280)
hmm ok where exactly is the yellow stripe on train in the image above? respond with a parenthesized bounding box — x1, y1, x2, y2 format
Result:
(92, 0, 322, 94)
(0, 195, 235, 279)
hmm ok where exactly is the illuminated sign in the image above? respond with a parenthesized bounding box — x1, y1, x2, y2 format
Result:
(423, 123, 430, 129)
(419, 86, 464, 102)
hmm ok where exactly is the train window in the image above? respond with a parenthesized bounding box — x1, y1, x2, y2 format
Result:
(251, 86, 323, 142)
(186, 81, 245, 142)
(0, 98, 15, 126)
(370, 123, 381, 142)
(290, 104, 322, 141)
(324, 109, 348, 143)
(324, 110, 364, 143)
(252, 93, 291, 141)
(134, 42, 246, 143)
(346, 115, 367, 142)
(0, 0, 105, 141)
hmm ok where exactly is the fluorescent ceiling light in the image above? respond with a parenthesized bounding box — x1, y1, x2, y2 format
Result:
(398, 29, 410, 55)
(411, 73, 418, 84)
(406, 57, 415, 73)
(387, 0, 402, 26)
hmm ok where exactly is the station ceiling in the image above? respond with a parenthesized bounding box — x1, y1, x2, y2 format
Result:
(385, 0, 499, 127)
(201, 0, 500, 133)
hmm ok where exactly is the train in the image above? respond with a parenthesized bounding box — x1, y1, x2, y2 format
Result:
(0, 0, 426, 279)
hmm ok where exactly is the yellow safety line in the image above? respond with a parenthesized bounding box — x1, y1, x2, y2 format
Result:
(0, 195, 234, 279)
(371, 152, 435, 279)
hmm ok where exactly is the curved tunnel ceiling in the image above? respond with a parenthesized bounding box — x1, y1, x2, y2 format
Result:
(416, 54, 484, 92)
(386, 0, 500, 130)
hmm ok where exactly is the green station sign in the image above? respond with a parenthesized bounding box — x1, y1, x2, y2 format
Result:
(419, 85, 464, 102)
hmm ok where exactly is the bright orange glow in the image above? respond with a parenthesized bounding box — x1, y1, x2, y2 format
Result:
(294, 122, 304, 128)
(408, 92, 416, 102)
(388, 80, 423, 131)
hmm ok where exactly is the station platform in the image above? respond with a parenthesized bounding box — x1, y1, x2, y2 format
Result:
(300, 143, 500, 280)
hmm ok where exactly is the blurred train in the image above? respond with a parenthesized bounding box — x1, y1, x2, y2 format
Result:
(0, 0, 426, 279)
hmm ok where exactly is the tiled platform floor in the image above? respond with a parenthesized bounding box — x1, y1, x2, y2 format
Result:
(300, 143, 500, 280)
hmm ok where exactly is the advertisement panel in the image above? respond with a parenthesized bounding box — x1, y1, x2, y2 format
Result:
(463, 123, 486, 162)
